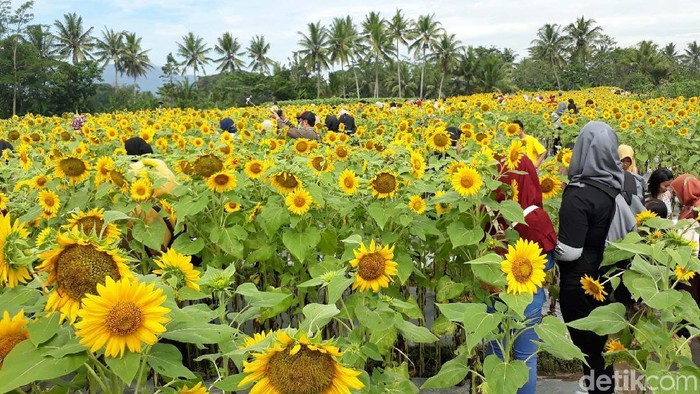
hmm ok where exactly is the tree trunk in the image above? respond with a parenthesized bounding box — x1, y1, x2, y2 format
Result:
(419, 46, 426, 99)
(396, 38, 402, 98)
(438, 72, 445, 100)
(553, 67, 561, 91)
(353, 66, 360, 99)
(114, 63, 119, 91)
(316, 68, 321, 99)
(341, 60, 346, 98)
(12, 42, 18, 117)
(374, 55, 379, 98)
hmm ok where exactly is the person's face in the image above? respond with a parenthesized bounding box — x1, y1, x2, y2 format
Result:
(621, 157, 632, 171)
(659, 180, 672, 194)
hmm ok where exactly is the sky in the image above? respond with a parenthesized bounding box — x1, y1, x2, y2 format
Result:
(21, 0, 700, 75)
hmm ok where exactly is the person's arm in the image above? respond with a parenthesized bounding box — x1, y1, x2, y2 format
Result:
(555, 190, 589, 262)
(534, 139, 548, 168)
(535, 150, 548, 168)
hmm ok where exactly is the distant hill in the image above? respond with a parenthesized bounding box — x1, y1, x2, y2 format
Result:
(99, 65, 189, 93)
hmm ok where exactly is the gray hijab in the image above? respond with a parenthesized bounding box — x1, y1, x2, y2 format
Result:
(568, 121, 624, 191)
(555, 102, 568, 116)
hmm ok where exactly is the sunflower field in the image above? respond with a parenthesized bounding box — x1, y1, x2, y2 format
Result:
(0, 87, 699, 394)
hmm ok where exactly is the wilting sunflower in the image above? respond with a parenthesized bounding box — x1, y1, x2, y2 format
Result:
(224, 201, 241, 213)
(130, 178, 153, 202)
(206, 171, 237, 193)
(244, 159, 269, 180)
(0, 213, 31, 288)
(505, 140, 525, 170)
(153, 248, 201, 291)
(427, 128, 451, 152)
(539, 175, 561, 199)
(270, 171, 302, 194)
(65, 208, 121, 244)
(239, 331, 364, 394)
(75, 277, 170, 358)
(285, 188, 313, 215)
(675, 265, 696, 281)
(369, 171, 399, 199)
(38, 190, 60, 214)
(500, 239, 547, 295)
(38, 229, 133, 322)
(55, 156, 90, 184)
(349, 240, 398, 293)
(635, 210, 658, 226)
(451, 167, 483, 197)
(0, 309, 29, 367)
(179, 382, 208, 394)
(192, 154, 223, 178)
(605, 339, 627, 353)
(338, 169, 359, 195)
(580, 275, 608, 302)
(408, 195, 426, 214)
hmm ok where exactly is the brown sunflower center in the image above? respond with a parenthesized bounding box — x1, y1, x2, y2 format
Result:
(110, 171, 126, 187)
(55, 244, 120, 301)
(30, 133, 41, 141)
(336, 147, 348, 158)
(372, 173, 397, 194)
(214, 174, 230, 186)
(36, 177, 48, 187)
(43, 196, 56, 207)
(73, 216, 105, 236)
(540, 178, 554, 193)
(8, 130, 20, 140)
(60, 131, 72, 141)
(193, 155, 223, 178)
(511, 257, 533, 283)
(267, 345, 335, 394)
(460, 175, 474, 189)
(0, 332, 28, 363)
(105, 302, 143, 336)
(509, 149, 520, 163)
(250, 162, 262, 174)
(343, 177, 355, 189)
(294, 195, 307, 208)
(433, 133, 449, 147)
(275, 173, 299, 189)
(295, 141, 309, 153)
(59, 158, 87, 177)
(311, 157, 327, 171)
(358, 253, 387, 281)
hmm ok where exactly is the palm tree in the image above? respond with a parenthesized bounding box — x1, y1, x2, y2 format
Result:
(52, 12, 95, 64)
(456, 46, 479, 93)
(94, 27, 125, 88)
(327, 16, 358, 98)
(297, 21, 330, 98)
(661, 43, 679, 63)
(214, 32, 245, 73)
(478, 55, 510, 92)
(387, 9, 412, 98)
(564, 16, 602, 66)
(177, 32, 211, 81)
(529, 23, 568, 90)
(121, 32, 152, 86)
(361, 11, 393, 98)
(429, 34, 463, 99)
(409, 14, 443, 99)
(247, 35, 273, 75)
(384, 62, 416, 97)
(682, 41, 700, 72)
(26, 24, 57, 60)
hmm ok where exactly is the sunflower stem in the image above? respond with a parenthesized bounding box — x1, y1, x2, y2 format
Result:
(84, 362, 110, 394)
(133, 346, 151, 394)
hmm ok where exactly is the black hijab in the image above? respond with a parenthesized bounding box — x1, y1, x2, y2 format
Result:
(124, 137, 153, 156)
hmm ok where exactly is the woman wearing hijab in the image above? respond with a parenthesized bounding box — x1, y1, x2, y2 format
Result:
(555, 121, 633, 394)
(487, 155, 557, 394)
(617, 144, 645, 199)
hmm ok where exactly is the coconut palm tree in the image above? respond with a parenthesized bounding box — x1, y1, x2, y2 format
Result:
(177, 32, 211, 81)
(564, 16, 602, 66)
(409, 14, 443, 99)
(661, 43, 679, 63)
(327, 16, 358, 98)
(214, 32, 245, 73)
(361, 11, 394, 98)
(297, 21, 330, 98)
(52, 12, 95, 64)
(456, 46, 479, 93)
(682, 41, 700, 72)
(387, 9, 412, 98)
(94, 27, 125, 88)
(26, 24, 57, 60)
(429, 34, 463, 99)
(529, 23, 568, 90)
(247, 35, 274, 75)
(121, 32, 152, 86)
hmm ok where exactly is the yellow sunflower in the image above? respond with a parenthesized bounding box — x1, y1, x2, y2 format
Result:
(635, 210, 658, 226)
(179, 382, 208, 394)
(224, 201, 241, 213)
(539, 175, 561, 199)
(65, 208, 122, 244)
(270, 171, 302, 194)
(434, 191, 452, 215)
(349, 240, 398, 293)
(37, 229, 133, 323)
(338, 169, 359, 195)
(369, 171, 399, 199)
(333, 144, 350, 161)
(505, 123, 520, 137)
(409, 152, 426, 179)
(0, 213, 32, 288)
(580, 275, 608, 302)
(605, 339, 627, 353)
(239, 330, 272, 349)
(0, 192, 7, 211)
(427, 128, 451, 152)
(0, 309, 29, 367)
(130, 178, 153, 202)
(556, 148, 573, 168)
(239, 331, 364, 394)
(192, 154, 223, 178)
(54, 156, 90, 184)
(206, 171, 237, 193)
(153, 248, 201, 291)
(675, 265, 696, 281)
(451, 167, 483, 197)
(293, 139, 315, 155)
(505, 140, 525, 170)
(285, 188, 313, 215)
(31, 174, 51, 190)
(408, 195, 426, 214)
(309, 155, 334, 174)
(38, 190, 60, 214)
(75, 277, 170, 358)
(244, 159, 269, 180)
(500, 239, 547, 295)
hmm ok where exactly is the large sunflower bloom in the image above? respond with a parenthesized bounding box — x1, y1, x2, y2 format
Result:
(244, 160, 270, 180)
(0, 213, 32, 288)
(65, 208, 121, 244)
(75, 277, 170, 358)
(285, 188, 313, 216)
(130, 178, 153, 202)
(539, 175, 562, 199)
(0, 309, 29, 367)
(153, 248, 201, 291)
(338, 169, 359, 195)
(580, 275, 608, 302)
(505, 140, 525, 170)
(270, 172, 302, 194)
(451, 167, 483, 197)
(369, 171, 399, 199)
(37, 229, 133, 322)
(500, 239, 547, 295)
(206, 171, 237, 193)
(54, 156, 90, 184)
(427, 128, 451, 152)
(239, 331, 364, 394)
(408, 195, 426, 214)
(349, 240, 398, 293)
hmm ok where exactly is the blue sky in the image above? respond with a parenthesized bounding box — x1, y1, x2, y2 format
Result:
(23, 0, 700, 74)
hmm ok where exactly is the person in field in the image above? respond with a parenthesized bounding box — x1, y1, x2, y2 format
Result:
(513, 119, 547, 168)
(285, 111, 319, 140)
(645, 167, 674, 215)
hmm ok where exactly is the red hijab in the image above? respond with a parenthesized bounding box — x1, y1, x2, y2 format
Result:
(671, 174, 700, 220)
